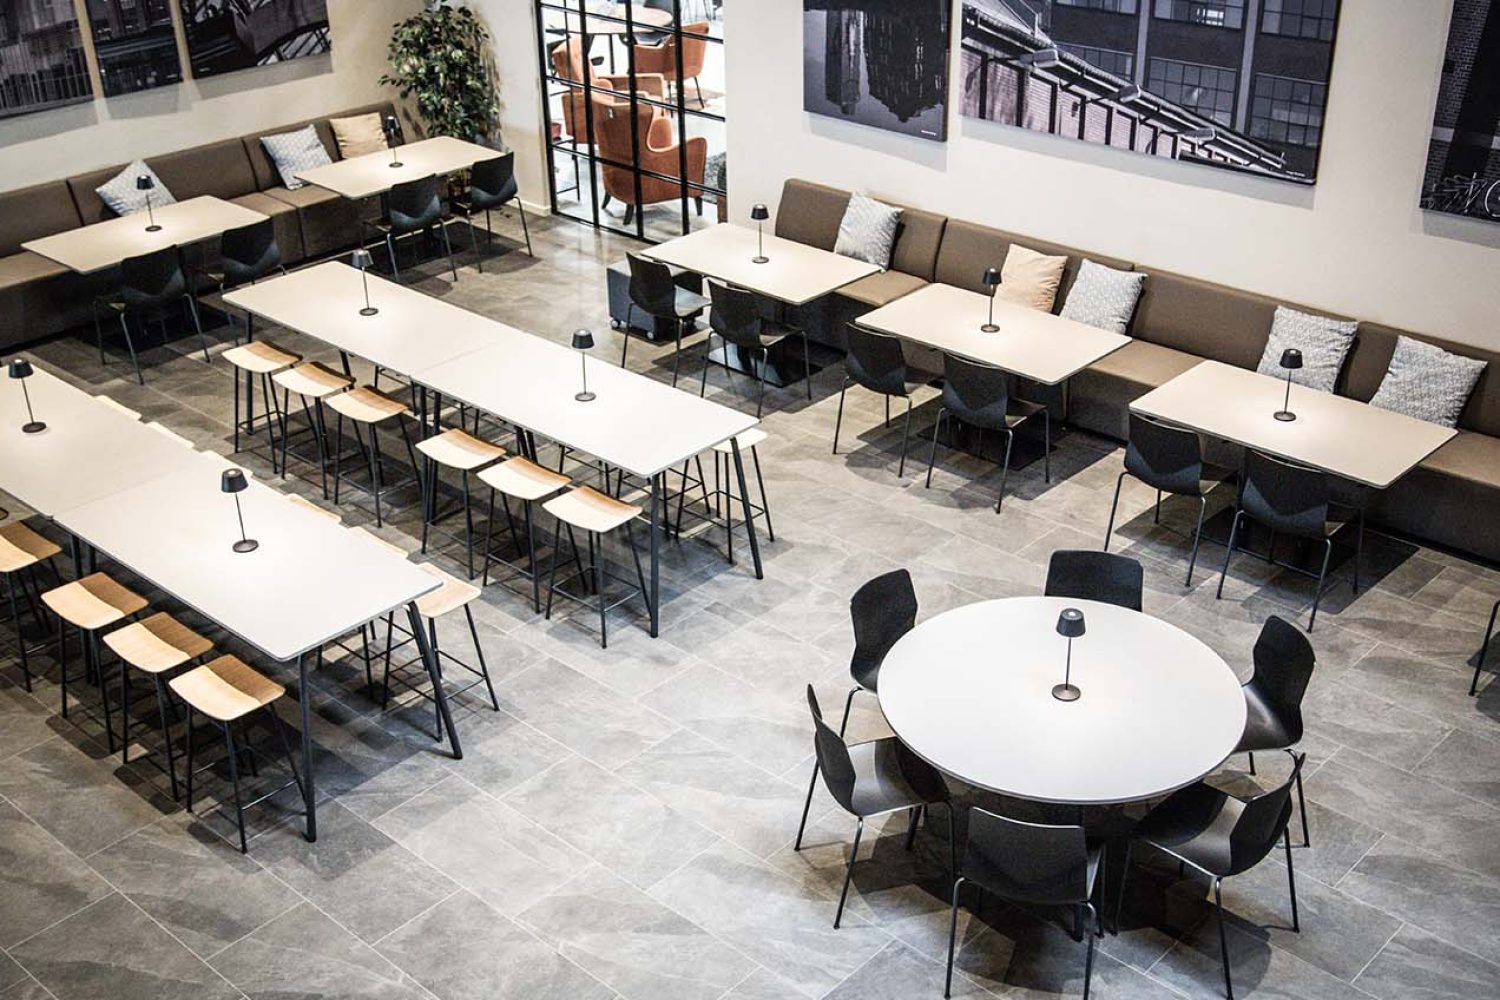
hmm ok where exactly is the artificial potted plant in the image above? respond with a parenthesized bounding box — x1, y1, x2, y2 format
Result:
(382, 0, 500, 143)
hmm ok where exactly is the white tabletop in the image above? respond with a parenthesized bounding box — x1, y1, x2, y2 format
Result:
(296, 137, 506, 200)
(878, 597, 1246, 806)
(1131, 360, 1457, 489)
(857, 283, 1131, 386)
(22, 196, 267, 274)
(644, 224, 881, 306)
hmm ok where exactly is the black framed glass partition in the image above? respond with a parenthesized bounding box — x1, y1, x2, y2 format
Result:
(536, 0, 726, 243)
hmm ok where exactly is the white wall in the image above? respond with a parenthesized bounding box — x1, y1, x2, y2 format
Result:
(469, 0, 549, 209)
(0, 0, 422, 194)
(726, 0, 1500, 352)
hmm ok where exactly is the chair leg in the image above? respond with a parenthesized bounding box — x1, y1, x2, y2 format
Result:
(1112, 841, 1133, 934)
(1283, 827, 1300, 931)
(802, 332, 812, 401)
(222, 722, 249, 853)
(621, 305, 633, 368)
(996, 429, 1014, 514)
(944, 877, 966, 999)
(835, 816, 863, 928)
(186, 294, 209, 363)
(1103, 471, 1126, 550)
(1042, 406, 1052, 484)
(465, 604, 500, 710)
(832, 380, 848, 455)
(467, 211, 482, 273)
(1352, 509, 1365, 594)
(751, 446, 774, 542)
(700, 331, 712, 397)
(1214, 878, 1234, 1000)
(440, 220, 458, 281)
(5, 574, 32, 692)
(1471, 600, 1499, 697)
(1307, 538, 1334, 632)
(925, 408, 946, 489)
(593, 532, 608, 649)
(898, 397, 913, 477)
(386, 233, 400, 280)
(1215, 511, 1245, 600)
(517, 202, 534, 256)
(267, 701, 305, 803)
(119, 314, 143, 385)
(1083, 903, 1098, 1000)
(795, 759, 819, 852)
(1186, 495, 1208, 587)
(903, 806, 920, 851)
(1288, 747, 1311, 847)
(671, 319, 685, 388)
(837, 685, 859, 737)
(184, 706, 195, 812)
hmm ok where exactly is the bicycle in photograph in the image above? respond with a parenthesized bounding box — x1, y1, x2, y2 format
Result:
(1422, 172, 1500, 219)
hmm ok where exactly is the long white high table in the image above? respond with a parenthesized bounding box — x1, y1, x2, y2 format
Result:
(643, 223, 881, 306)
(296, 136, 506, 201)
(22, 196, 268, 275)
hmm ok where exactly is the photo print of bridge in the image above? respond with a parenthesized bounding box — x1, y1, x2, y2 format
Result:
(1423, 0, 1500, 222)
(179, 0, 331, 78)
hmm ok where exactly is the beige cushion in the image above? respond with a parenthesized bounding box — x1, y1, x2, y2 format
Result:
(329, 113, 387, 158)
(839, 270, 928, 308)
(998, 244, 1067, 312)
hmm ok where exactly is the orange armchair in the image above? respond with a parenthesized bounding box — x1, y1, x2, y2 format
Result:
(594, 99, 707, 226)
(632, 22, 710, 107)
(551, 36, 667, 146)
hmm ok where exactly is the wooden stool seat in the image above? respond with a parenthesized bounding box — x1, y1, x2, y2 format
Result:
(42, 573, 147, 630)
(286, 493, 341, 522)
(325, 385, 410, 425)
(94, 395, 141, 419)
(224, 340, 300, 376)
(170, 654, 285, 723)
(415, 563, 480, 619)
(712, 428, 768, 453)
(479, 457, 570, 502)
(416, 428, 505, 471)
(103, 612, 213, 674)
(273, 362, 352, 399)
(0, 523, 61, 574)
(544, 486, 641, 534)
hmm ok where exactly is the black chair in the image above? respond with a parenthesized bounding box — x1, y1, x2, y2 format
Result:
(945, 810, 1102, 1000)
(1117, 755, 1306, 1000)
(1045, 550, 1144, 612)
(367, 173, 458, 282)
(701, 281, 809, 417)
(1104, 413, 1225, 586)
(1214, 450, 1365, 632)
(795, 686, 954, 928)
(1472, 598, 1499, 697)
(621, 252, 709, 386)
(834, 325, 916, 476)
(204, 218, 287, 343)
(454, 153, 533, 265)
(1236, 615, 1315, 847)
(925, 354, 1049, 513)
(92, 246, 208, 385)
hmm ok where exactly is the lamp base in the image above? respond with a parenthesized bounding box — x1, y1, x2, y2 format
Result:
(575, 391, 596, 402)
(1274, 411, 1297, 422)
(1051, 683, 1081, 702)
(389, 161, 404, 169)
(145, 224, 162, 233)
(233, 539, 260, 554)
(22, 421, 45, 434)
(980, 323, 1000, 333)
(752, 256, 769, 264)
(359, 307, 380, 317)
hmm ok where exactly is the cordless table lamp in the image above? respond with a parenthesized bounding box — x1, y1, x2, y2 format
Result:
(981, 267, 1002, 332)
(750, 204, 770, 264)
(1274, 348, 1303, 422)
(1052, 607, 1085, 702)
(137, 175, 162, 232)
(572, 329, 596, 402)
(221, 468, 258, 553)
(8, 359, 44, 434)
(352, 248, 378, 316)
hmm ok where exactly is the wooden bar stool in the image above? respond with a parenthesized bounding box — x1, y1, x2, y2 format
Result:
(325, 385, 422, 528)
(223, 340, 300, 470)
(170, 654, 304, 853)
(479, 457, 571, 612)
(0, 522, 62, 692)
(41, 572, 148, 752)
(543, 486, 652, 649)
(416, 428, 505, 579)
(272, 361, 352, 497)
(709, 429, 774, 565)
(102, 612, 213, 798)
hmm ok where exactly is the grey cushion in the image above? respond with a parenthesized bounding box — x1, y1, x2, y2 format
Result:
(1368, 335, 1488, 428)
(833, 193, 901, 268)
(1255, 305, 1357, 393)
(259, 125, 333, 190)
(95, 159, 176, 217)
(1060, 259, 1145, 335)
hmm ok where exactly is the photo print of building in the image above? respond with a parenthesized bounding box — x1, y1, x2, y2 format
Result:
(0, 0, 93, 119)
(1423, 0, 1500, 221)
(86, 0, 183, 97)
(803, 0, 951, 142)
(179, 0, 330, 79)
(960, 0, 1341, 184)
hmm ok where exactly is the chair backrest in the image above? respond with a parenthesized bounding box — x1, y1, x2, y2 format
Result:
(470, 154, 518, 208)
(708, 281, 765, 347)
(119, 246, 187, 306)
(941, 354, 1012, 432)
(1124, 413, 1204, 497)
(849, 568, 918, 684)
(627, 252, 679, 317)
(806, 685, 858, 815)
(844, 325, 908, 397)
(1044, 550, 1144, 612)
(1227, 753, 1305, 876)
(678, 22, 711, 77)
(388, 174, 443, 233)
(1240, 450, 1329, 540)
(220, 218, 281, 286)
(963, 809, 1092, 906)
(1246, 615, 1315, 744)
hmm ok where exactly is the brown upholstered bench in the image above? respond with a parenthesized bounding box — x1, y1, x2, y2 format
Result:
(0, 181, 94, 351)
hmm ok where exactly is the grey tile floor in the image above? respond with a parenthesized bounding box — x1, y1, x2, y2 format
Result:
(2, 214, 1499, 1000)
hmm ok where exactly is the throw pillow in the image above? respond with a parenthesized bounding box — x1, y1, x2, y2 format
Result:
(259, 125, 332, 190)
(330, 113, 388, 158)
(95, 159, 177, 217)
(1368, 336, 1487, 428)
(998, 244, 1067, 312)
(1254, 306, 1357, 393)
(833, 193, 902, 267)
(1059, 259, 1146, 334)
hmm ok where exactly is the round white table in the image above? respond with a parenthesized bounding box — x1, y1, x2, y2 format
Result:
(877, 597, 1246, 806)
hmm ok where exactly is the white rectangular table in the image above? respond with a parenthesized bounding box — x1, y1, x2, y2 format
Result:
(643, 224, 881, 306)
(22, 196, 267, 274)
(296, 136, 506, 200)
(1130, 360, 1456, 489)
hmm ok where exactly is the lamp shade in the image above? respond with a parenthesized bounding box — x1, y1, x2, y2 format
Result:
(351, 248, 373, 270)
(983, 267, 1002, 288)
(1056, 607, 1086, 639)
(136, 175, 154, 191)
(220, 468, 249, 494)
(384, 114, 400, 135)
(750, 204, 769, 222)
(1279, 348, 1304, 371)
(8, 358, 33, 380)
(571, 329, 595, 351)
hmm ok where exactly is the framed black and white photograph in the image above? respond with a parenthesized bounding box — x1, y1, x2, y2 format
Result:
(86, 0, 183, 97)
(959, 0, 1341, 184)
(0, 0, 94, 120)
(179, 0, 331, 79)
(803, 0, 952, 142)
(1422, 0, 1500, 222)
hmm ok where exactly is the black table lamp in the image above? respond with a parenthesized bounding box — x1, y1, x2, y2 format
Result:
(572, 329, 596, 402)
(385, 115, 404, 168)
(1052, 607, 1085, 702)
(9, 359, 44, 434)
(981, 267, 1002, 332)
(750, 204, 770, 264)
(221, 468, 258, 553)
(1274, 348, 1303, 422)
(136, 175, 162, 232)
(352, 248, 378, 316)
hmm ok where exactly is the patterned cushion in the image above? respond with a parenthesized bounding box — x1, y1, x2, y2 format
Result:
(833, 193, 902, 267)
(329, 113, 387, 158)
(1368, 336, 1487, 428)
(998, 244, 1067, 312)
(95, 160, 177, 217)
(1059, 259, 1146, 334)
(1255, 306, 1357, 393)
(259, 125, 332, 190)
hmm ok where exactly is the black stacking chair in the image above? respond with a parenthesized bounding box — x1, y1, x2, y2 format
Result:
(93, 246, 208, 384)
(204, 218, 286, 343)
(1045, 550, 1144, 612)
(1472, 598, 1499, 697)
(946, 810, 1102, 1000)
(796, 685, 954, 929)
(701, 281, 809, 417)
(621, 252, 710, 385)
(834, 325, 916, 475)
(1214, 450, 1364, 632)
(925, 354, 1050, 512)
(453, 153, 533, 265)
(1236, 615, 1315, 847)
(1117, 755, 1306, 1000)
(367, 173, 458, 282)
(1104, 413, 1224, 586)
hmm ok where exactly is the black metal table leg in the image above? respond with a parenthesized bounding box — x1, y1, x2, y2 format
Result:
(649, 473, 661, 638)
(408, 601, 462, 759)
(296, 650, 316, 841)
(729, 439, 763, 579)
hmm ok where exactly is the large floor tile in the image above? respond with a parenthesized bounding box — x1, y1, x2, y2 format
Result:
(496, 659, 677, 769)
(1353, 924, 1500, 1000)
(0, 800, 112, 950)
(0, 738, 173, 857)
